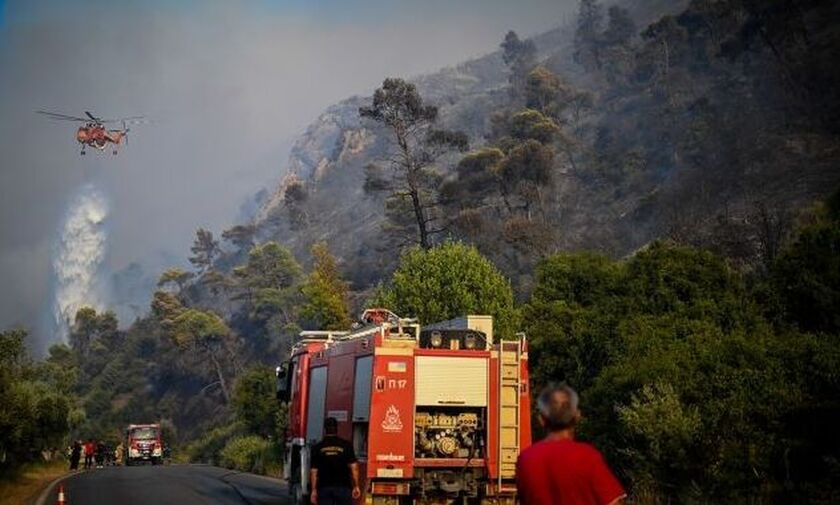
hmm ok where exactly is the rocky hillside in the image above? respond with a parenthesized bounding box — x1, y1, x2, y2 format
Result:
(251, 0, 840, 295)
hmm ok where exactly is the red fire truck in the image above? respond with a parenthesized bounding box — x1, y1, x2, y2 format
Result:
(276, 309, 531, 505)
(125, 423, 164, 466)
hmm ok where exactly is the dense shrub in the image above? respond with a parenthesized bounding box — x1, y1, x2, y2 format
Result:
(524, 240, 840, 501)
(220, 435, 272, 474)
(373, 242, 518, 336)
(184, 422, 243, 466)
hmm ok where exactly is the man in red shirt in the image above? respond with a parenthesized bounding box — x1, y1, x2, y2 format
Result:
(517, 383, 626, 505)
(83, 438, 95, 470)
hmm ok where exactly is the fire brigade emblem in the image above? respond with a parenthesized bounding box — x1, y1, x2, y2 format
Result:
(381, 405, 403, 432)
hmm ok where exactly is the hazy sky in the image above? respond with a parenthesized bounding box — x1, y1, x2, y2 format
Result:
(0, 0, 574, 349)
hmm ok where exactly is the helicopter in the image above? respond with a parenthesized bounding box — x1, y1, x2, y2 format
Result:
(37, 110, 145, 155)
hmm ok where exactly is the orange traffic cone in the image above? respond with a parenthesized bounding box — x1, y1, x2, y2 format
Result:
(56, 484, 67, 505)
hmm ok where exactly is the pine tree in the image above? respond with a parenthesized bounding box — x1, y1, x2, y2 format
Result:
(300, 243, 352, 330)
(360, 78, 468, 249)
(188, 228, 220, 273)
(574, 0, 604, 71)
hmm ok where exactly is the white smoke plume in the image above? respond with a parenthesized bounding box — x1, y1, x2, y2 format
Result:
(52, 183, 109, 342)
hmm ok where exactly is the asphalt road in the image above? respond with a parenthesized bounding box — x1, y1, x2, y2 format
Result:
(40, 464, 289, 505)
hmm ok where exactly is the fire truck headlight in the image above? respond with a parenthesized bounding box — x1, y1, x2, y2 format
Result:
(430, 331, 443, 348)
(464, 333, 477, 349)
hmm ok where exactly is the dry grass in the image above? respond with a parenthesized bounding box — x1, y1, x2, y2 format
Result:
(0, 460, 68, 505)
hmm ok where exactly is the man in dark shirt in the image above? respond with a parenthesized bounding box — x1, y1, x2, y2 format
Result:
(310, 417, 361, 505)
(517, 383, 626, 505)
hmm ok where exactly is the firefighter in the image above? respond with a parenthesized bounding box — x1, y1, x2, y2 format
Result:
(115, 442, 125, 465)
(69, 440, 81, 470)
(83, 438, 95, 469)
(516, 383, 626, 505)
(310, 417, 361, 505)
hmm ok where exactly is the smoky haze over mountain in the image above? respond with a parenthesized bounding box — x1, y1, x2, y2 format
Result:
(0, 0, 574, 351)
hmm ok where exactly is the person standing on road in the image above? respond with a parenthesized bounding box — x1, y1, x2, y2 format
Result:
(310, 417, 361, 505)
(83, 438, 95, 469)
(95, 440, 106, 468)
(69, 440, 81, 470)
(115, 442, 124, 465)
(516, 383, 626, 505)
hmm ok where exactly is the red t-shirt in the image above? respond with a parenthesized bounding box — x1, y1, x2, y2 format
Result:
(516, 438, 626, 505)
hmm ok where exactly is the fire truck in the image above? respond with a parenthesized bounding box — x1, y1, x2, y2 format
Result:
(276, 309, 531, 505)
(125, 423, 164, 466)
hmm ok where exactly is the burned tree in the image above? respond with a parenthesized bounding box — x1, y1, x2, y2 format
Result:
(360, 78, 468, 249)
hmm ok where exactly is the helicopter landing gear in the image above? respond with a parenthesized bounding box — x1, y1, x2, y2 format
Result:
(112, 150, 118, 155)
(80, 149, 86, 156)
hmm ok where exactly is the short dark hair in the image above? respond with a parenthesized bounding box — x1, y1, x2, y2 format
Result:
(324, 417, 338, 434)
(537, 383, 579, 431)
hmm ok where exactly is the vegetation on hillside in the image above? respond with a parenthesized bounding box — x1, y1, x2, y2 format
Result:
(2, 0, 839, 501)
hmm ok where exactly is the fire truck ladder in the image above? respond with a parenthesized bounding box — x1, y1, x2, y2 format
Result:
(498, 335, 523, 487)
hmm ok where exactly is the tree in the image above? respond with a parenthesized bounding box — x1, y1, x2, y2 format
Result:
(600, 6, 637, 85)
(151, 290, 185, 330)
(189, 228, 220, 274)
(522, 243, 797, 500)
(234, 242, 302, 292)
(373, 242, 517, 337)
(221, 224, 257, 253)
(446, 147, 506, 211)
(170, 309, 239, 403)
(499, 140, 555, 219)
(602, 5, 636, 47)
(70, 306, 98, 357)
(360, 78, 468, 249)
(574, 0, 604, 71)
(283, 178, 309, 231)
(300, 243, 352, 331)
(0, 329, 72, 470)
(233, 242, 303, 340)
(771, 213, 840, 334)
(232, 366, 282, 438)
(524, 67, 569, 119)
(507, 109, 560, 145)
(70, 307, 121, 359)
(501, 31, 538, 98)
(157, 268, 195, 294)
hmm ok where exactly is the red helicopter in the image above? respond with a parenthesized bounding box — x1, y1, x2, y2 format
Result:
(37, 110, 144, 155)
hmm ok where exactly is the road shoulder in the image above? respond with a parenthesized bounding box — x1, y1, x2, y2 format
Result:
(0, 461, 69, 505)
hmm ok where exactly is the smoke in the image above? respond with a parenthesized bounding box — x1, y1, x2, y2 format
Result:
(0, 0, 574, 351)
(52, 183, 109, 342)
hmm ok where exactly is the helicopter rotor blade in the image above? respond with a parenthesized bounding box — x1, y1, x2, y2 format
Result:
(100, 116, 146, 124)
(85, 111, 100, 122)
(36, 110, 89, 122)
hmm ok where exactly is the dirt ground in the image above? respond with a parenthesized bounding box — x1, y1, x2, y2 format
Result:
(0, 460, 68, 505)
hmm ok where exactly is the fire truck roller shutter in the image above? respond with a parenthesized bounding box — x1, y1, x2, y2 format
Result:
(305, 366, 328, 443)
(352, 355, 373, 459)
(415, 356, 488, 406)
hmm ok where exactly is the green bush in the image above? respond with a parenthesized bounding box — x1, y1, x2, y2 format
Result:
(220, 435, 272, 474)
(184, 422, 243, 466)
(232, 367, 282, 438)
(523, 242, 806, 501)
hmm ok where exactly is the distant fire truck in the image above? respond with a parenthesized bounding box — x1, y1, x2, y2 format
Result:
(125, 423, 164, 466)
(276, 309, 531, 505)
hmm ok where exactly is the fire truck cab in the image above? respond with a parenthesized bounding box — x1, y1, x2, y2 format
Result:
(276, 309, 530, 505)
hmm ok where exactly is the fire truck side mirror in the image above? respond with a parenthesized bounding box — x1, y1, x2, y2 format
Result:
(276, 363, 291, 402)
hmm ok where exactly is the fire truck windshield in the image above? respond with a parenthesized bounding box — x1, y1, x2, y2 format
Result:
(130, 427, 158, 440)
